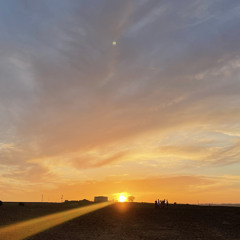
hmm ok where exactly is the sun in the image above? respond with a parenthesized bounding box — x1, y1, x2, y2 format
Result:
(118, 195, 127, 202)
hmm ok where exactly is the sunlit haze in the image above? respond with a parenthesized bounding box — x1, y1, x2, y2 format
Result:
(0, 0, 240, 204)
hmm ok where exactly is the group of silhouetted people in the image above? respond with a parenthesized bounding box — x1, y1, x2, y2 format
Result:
(155, 199, 168, 208)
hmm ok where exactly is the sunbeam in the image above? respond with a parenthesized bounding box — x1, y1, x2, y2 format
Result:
(0, 202, 113, 240)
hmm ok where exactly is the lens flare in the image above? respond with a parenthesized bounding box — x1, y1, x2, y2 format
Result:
(0, 202, 113, 240)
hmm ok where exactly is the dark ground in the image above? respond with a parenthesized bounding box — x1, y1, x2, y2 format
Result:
(1, 202, 240, 240)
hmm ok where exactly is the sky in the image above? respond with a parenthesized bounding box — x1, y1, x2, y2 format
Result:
(0, 0, 240, 204)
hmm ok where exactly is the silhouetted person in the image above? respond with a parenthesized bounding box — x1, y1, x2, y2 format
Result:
(0, 200, 2, 206)
(155, 200, 159, 208)
(161, 199, 165, 208)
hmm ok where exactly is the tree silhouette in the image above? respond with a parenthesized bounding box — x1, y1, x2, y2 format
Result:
(128, 196, 135, 202)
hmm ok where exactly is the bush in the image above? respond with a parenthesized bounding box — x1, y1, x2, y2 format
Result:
(0, 200, 3, 206)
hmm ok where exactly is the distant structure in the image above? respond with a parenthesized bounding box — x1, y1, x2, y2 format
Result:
(94, 196, 108, 203)
(64, 199, 92, 206)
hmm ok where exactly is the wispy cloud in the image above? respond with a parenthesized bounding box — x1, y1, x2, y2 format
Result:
(0, 0, 240, 202)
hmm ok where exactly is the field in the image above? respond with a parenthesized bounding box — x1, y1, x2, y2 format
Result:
(1, 202, 240, 240)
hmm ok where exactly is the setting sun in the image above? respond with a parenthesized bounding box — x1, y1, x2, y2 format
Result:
(118, 195, 127, 202)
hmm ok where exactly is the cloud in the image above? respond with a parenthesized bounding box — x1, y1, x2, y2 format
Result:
(208, 141, 240, 166)
(0, 0, 240, 200)
(72, 151, 129, 169)
(2, 163, 52, 182)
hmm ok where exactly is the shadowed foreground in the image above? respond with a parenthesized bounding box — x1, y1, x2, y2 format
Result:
(1, 203, 240, 240)
(0, 202, 112, 240)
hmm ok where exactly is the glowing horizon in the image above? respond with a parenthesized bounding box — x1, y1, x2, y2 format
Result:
(0, 0, 240, 204)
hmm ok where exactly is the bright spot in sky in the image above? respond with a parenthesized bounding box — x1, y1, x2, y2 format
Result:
(112, 41, 117, 45)
(118, 195, 127, 202)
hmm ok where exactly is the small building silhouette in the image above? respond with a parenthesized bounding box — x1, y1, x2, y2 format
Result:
(94, 196, 108, 203)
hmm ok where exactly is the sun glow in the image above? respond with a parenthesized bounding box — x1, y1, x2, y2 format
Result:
(118, 195, 127, 202)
